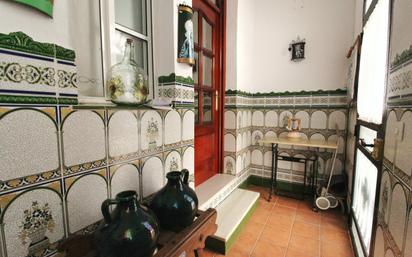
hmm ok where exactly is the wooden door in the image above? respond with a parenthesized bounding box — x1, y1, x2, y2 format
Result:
(193, 0, 222, 186)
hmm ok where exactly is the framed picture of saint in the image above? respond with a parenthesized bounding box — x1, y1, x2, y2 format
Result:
(177, 4, 195, 65)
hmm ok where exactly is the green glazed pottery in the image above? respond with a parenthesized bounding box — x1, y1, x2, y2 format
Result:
(94, 190, 159, 257)
(150, 169, 198, 232)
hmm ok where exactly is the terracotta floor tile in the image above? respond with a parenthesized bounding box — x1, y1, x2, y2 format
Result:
(249, 208, 271, 224)
(285, 248, 319, 257)
(257, 198, 274, 211)
(260, 225, 291, 247)
(321, 242, 354, 257)
(233, 233, 259, 254)
(277, 197, 300, 209)
(289, 234, 320, 256)
(272, 205, 297, 217)
(297, 200, 315, 212)
(295, 209, 321, 225)
(251, 240, 287, 257)
(291, 220, 320, 240)
(267, 213, 295, 230)
(320, 216, 347, 232)
(242, 220, 265, 238)
(321, 227, 351, 244)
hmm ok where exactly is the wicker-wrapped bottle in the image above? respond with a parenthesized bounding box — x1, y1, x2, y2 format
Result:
(108, 38, 149, 105)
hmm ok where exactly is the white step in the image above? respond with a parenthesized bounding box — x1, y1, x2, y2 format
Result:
(196, 174, 236, 209)
(206, 188, 260, 254)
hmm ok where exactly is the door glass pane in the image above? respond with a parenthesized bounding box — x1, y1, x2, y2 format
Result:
(115, 0, 147, 35)
(203, 91, 213, 123)
(352, 150, 378, 254)
(202, 55, 213, 87)
(357, 0, 389, 124)
(195, 90, 199, 123)
(202, 18, 213, 50)
(194, 52, 199, 84)
(114, 30, 148, 72)
(193, 11, 198, 44)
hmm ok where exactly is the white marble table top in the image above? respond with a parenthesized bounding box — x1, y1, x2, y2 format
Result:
(259, 137, 338, 149)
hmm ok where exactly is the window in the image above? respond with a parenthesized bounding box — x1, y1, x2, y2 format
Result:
(104, 0, 153, 99)
(76, 0, 153, 102)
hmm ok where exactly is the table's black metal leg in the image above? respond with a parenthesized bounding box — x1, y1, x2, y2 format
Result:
(312, 148, 320, 211)
(303, 160, 307, 200)
(269, 143, 278, 202)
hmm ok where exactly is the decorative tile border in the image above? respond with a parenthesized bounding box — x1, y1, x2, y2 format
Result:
(225, 89, 347, 109)
(391, 45, 412, 71)
(158, 73, 195, 106)
(0, 31, 78, 103)
(158, 73, 194, 85)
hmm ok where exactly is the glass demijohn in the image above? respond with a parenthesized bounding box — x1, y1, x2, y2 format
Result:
(108, 38, 149, 105)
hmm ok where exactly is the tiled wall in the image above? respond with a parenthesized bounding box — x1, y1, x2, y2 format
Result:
(373, 0, 412, 255)
(0, 32, 195, 257)
(224, 90, 348, 186)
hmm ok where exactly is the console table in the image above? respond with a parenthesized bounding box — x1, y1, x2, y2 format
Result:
(57, 208, 217, 257)
(259, 137, 338, 203)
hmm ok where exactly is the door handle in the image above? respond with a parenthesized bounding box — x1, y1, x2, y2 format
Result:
(215, 90, 219, 111)
(359, 138, 383, 160)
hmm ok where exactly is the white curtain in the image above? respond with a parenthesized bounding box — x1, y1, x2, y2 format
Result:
(357, 0, 390, 124)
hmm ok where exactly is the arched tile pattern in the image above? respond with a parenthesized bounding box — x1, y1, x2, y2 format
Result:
(141, 157, 164, 197)
(265, 111, 278, 127)
(0, 109, 59, 181)
(388, 184, 407, 249)
(384, 111, 398, 164)
(295, 111, 309, 128)
(63, 110, 105, 167)
(2, 188, 64, 257)
(378, 171, 392, 224)
(224, 133, 236, 152)
(224, 110, 236, 129)
(182, 110, 195, 141)
(251, 150, 263, 166)
(165, 151, 181, 173)
(328, 110, 346, 130)
(66, 173, 107, 233)
(164, 110, 182, 145)
(252, 111, 264, 127)
(108, 110, 138, 158)
(141, 111, 163, 150)
(311, 111, 327, 129)
(110, 164, 140, 197)
(279, 111, 292, 128)
(395, 111, 412, 176)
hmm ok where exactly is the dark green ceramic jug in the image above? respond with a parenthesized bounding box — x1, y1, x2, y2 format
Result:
(94, 190, 159, 257)
(150, 169, 198, 231)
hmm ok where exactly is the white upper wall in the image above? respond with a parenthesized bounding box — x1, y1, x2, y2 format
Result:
(230, 0, 355, 93)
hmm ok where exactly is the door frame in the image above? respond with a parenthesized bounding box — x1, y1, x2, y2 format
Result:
(348, 0, 393, 256)
(193, 0, 226, 182)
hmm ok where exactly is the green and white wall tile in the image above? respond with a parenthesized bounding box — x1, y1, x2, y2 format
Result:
(0, 32, 78, 104)
(224, 89, 348, 187)
(0, 34, 195, 257)
(157, 73, 195, 108)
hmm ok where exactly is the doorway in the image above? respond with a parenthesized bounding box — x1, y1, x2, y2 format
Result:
(192, 0, 224, 186)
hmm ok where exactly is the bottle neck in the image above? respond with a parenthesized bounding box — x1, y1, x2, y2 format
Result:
(121, 41, 132, 64)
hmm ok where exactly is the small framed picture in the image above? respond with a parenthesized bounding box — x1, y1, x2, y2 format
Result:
(287, 118, 301, 131)
(177, 4, 195, 65)
(289, 37, 306, 62)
